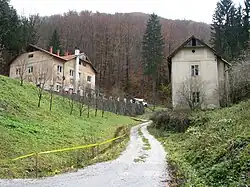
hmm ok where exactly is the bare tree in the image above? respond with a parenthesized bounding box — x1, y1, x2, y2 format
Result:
(177, 78, 206, 110)
(230, 50, 250, 103)
(32, 61, 52, 108)
(49, 69, 57, 111)
(16, 58, 28, 86)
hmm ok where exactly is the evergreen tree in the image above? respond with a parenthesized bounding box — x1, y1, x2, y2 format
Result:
(0, 0, 19, 50)
(211, 0, 246, 60)
(243, 0, 250, 48)
(48, 29, 61, 54)
(142, 13, 164, 104)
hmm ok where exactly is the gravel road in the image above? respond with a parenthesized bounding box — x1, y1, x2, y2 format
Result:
(0, 121, 170, 187)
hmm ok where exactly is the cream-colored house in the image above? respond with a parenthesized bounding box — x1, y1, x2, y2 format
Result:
(167, 36, 231, 109)
(9, 44, 97, 93)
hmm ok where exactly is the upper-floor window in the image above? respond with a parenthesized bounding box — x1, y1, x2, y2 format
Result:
(28, 54, 34, 58)
(79, 72, 81, 79)
(192, 92, 200, 104)
(57, 65, 62, 73)
(191, 38, 196, 46)
(70, 69, 74, 77)
(191, 65, 199, 76)
(87, 76, 91, 82)
(28, 66, 33, 74)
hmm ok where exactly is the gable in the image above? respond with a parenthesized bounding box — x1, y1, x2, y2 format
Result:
(167, 36, 231, 67)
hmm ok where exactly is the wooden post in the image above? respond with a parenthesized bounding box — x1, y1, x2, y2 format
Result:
(35, 153, 38, 178)
(96, 145, 99, 161)
(76, 150, 80, 169)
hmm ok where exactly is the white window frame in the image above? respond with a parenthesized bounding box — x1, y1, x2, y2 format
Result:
(70, 69, 74, 77)
(28, 66, 33, 74)
(16, 68, 21, 75)
(87, 75, 91, 82)
(57, 65, 62, 73)
(191, 65, 199, 76)
(56, 84, 61, 92)
(192, 92, 200, 104)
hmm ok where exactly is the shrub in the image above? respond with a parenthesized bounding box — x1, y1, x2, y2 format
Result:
(150, 110, 190, 133)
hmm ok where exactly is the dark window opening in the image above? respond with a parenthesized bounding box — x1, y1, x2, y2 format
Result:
(191, 38, 196, 46)
(192, 92, 200, 104)
(28, 66, 33, 73)
(57, 65, 62, 73)
(28, 54, 34, 58)
(192, 49, 196, 53)
(87, 76, 91, 82)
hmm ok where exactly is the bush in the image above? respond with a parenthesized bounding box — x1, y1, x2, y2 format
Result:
(150, 110, 190, 133)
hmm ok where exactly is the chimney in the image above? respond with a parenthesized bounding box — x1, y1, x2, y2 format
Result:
(64, 51, 69, 56)
(49, 46, 53, 53)
(57, 49, 60, 56)
(74, 48, 80, 93)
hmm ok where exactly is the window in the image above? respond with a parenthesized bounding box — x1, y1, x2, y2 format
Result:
(56, 85, 61, 92)
(57, 65, 62, 73)
(192, 92, 200, 104)
(191, 65, 199, 76)
(87, 76, 91, 82)
(28, 66, 33, 74)
(191, 38, 196, 46)
(79, 72, 81, 79)
(16, 68, 21, 75)
(70, 69, 74, 76)
(28, 54, 34, 58)
(79, 61, 81, 65)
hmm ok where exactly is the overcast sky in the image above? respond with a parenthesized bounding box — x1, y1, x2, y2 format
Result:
(10, 0, 244, 24)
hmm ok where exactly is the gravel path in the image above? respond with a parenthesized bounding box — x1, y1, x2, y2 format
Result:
(0, 121, 170, 187)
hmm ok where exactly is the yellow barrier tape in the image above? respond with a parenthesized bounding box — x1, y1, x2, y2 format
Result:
(12, 153, 35, 161)
(39, 143, 99, 155)
(3, 134, 127, 163)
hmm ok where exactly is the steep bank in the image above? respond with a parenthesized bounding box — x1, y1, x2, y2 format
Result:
(0, 75, 137, 178)
(149, 102, 250, 186)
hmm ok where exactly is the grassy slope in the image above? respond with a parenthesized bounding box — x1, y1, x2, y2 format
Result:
(149, 102, 250, 186)
(0, 75, 137, 178)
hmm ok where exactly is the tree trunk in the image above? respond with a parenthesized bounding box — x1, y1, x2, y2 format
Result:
(152, 75, 156, 111)
(49, 89, 53, 111)
(38, 92, 42, 108)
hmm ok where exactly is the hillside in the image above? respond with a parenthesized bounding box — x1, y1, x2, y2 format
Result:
(0, 75, 137, 178)
(149, 102, 250, 186)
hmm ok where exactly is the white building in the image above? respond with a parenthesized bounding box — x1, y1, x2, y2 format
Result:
(167, 36, 231, 109)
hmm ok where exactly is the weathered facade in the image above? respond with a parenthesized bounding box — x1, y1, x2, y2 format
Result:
(9, 45, 97, 93)
(167, 36, 231, 109)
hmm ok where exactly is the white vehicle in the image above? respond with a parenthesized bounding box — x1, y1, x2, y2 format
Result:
(131, 98, 148, 107)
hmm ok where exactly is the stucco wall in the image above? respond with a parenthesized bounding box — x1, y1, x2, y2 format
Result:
(172, 47, 220, 109)
(217, 58, 230, 105)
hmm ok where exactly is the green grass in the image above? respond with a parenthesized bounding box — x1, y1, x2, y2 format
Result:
(149, 101, 250, 186)
(0, 75, 138, 178)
